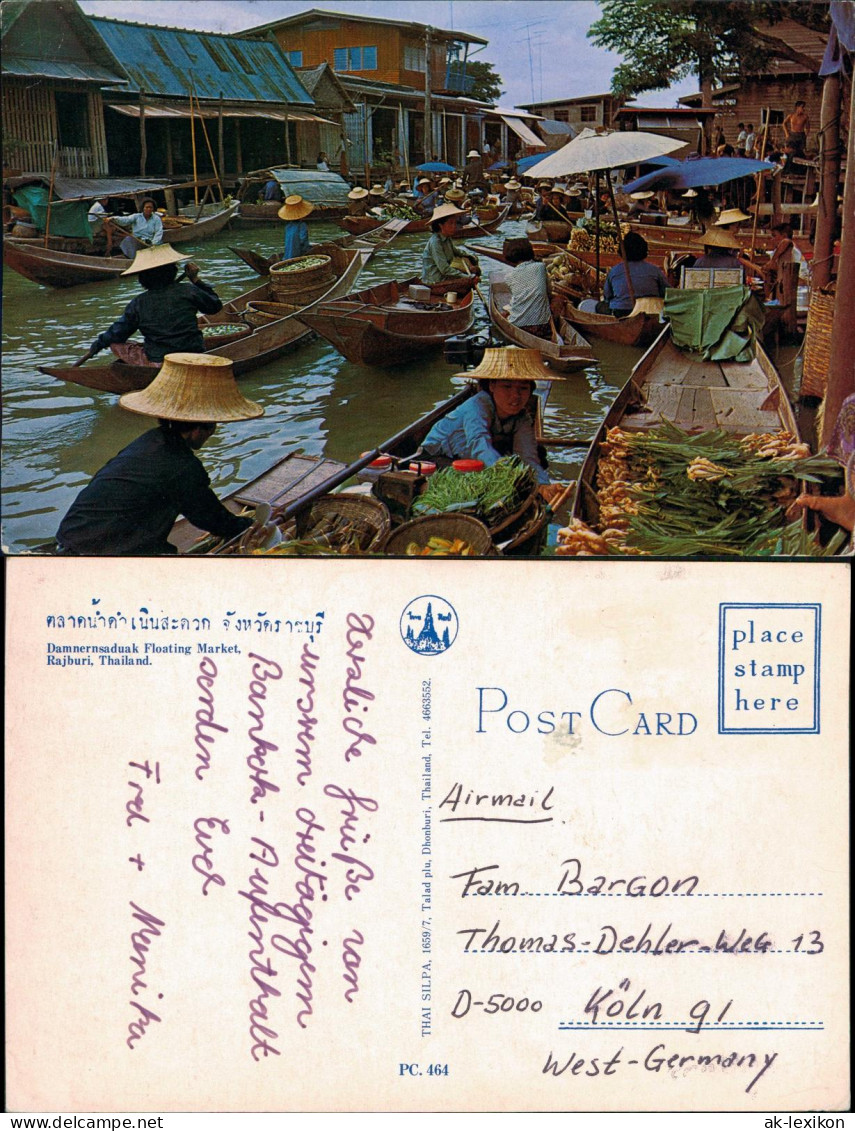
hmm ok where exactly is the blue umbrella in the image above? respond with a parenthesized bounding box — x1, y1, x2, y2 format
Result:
(487, 160, 510, 171)
(621, 155, 776, 194)
(415, 161, 455, 173)
(516, 151, 557, 174)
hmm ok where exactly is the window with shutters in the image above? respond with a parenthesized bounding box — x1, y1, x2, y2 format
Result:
(286, 50, 303, 67)
(333, 46, 377, 71)
(403, 46, 426, 72)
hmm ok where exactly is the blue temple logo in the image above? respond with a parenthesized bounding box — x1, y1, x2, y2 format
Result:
(400, 595, 458, 655)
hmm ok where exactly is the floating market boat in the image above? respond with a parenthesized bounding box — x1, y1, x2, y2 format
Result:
(569, 324, 809, 554)
(559, 298, 664, 348)
(488, 281, 594, 373)
(3, 202, 239, 288)
(338, 213, 431, 235)
(228, 218, 409, 276)
(169, 385, 479, 552)
(171, 382, 552, 557)
(298, 277, 476, 367)
(38, 243, 369, 392)
(336, 202, 510, 239)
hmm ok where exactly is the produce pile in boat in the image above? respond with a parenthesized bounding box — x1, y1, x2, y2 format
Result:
(404, 536, 475, 556)
(412, 457, 537, 526)
(558, 422, 845, 557)
(566, 218, 629, 256)
(377, 203, 421, 220)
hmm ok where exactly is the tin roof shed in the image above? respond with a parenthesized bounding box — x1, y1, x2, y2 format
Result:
(86, 16, 314, 104)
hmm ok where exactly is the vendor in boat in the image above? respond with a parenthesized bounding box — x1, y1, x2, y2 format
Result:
(419, 346, 566, 504)
(421, 202, 479, 285)
(346, 186, 370, 216)
(413, 178, 439, 215)
(761, 221, 803, 300)
(599, 232, 668, 318)
(56, 353, 264, 556)
(107, 198, 164, 258)
(279, 194, 314, 258)
(263, 178, 284, 202)
(503, 238, 552, 339)
(790, 395, 855, 545)
(692, 227, 749, 270)
(74, 245, 223, 367)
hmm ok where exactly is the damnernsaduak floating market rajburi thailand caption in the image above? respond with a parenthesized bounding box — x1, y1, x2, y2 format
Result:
(3, 0, 853, 558)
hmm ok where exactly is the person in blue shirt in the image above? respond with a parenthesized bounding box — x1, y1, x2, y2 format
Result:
(420, 347, 566, 503)
(600, 231, 669, 317)
(278, 194, 313, 259)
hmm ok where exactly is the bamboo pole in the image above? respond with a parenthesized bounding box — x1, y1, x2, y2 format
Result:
(139, 90, 147, 177)
(189, 91, 199, 204)
(43, 139, 59, 248)
(218, 94, 225, 190)
(191, 84, 222, 199)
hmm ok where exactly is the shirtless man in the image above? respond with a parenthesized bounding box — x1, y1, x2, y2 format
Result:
(783, 100, 811, 157)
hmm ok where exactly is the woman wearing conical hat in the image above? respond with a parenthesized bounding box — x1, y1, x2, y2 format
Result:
(56, 354, 265, 556)
(279, 194, 314, 259)
(74, 245, 222, 367)
(420, 201, 479, 285)
(419, 347, 566, 504)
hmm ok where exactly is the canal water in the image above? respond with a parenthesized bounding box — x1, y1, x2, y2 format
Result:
(1, 218, 798, 554)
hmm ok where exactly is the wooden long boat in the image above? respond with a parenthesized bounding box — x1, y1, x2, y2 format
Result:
(559, 299, 664, 348)
(228, 219, 409, 276)
(572, 325, 801, 529)
(488, 281, 594, 373)
(299, 277, 476, 367)
(38, 243, 369, 393)
(3, 203, 238, 288)
(336, 203, 511, 239)
(337, 213, 431, 235)
(169, 385, 479, 552)
(158, 202, 239, 244)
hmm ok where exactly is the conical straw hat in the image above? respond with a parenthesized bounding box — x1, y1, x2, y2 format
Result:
(430, 201, 466, 222)
(119, 353, 264, 422)
(715, 207, 752, 226)
(121, 244, 191, 275)
(278, 194, 314, 220)
(695, 227, 742, 249)
(454, 346, 565, 382)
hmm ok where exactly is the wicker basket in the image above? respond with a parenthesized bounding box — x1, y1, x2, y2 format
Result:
(801, 285, 835, 400)
(270, 275, 336, 304)
(243, 300, 302, 326)
(270, 253, 333, 288)
(198, 322, 253, 347)
(220, 494, 391, 556)
(383, 513, 494, 556)
(495, 496, 548, 556)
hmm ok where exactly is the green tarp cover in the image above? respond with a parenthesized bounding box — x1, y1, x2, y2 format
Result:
(12, 184, 93, 240)
(664, 285, 766, 363)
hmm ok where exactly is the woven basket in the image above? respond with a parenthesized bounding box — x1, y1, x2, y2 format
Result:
(198, 322, 253, 347)
(282, 494, 391, 553)
(383, 513, 494, 556)
(243, 300, 301, 326)
(801, 285, 835, 399)
(495, 496, 548, 556)
(269, 253, 333, 288)
(269, 274, 335, 304)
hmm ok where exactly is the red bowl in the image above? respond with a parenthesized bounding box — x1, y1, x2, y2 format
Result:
(452, 459, 485, 473)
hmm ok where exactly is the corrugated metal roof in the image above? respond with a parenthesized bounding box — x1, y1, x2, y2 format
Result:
(2, 56, 127, 83)
(241, 167, 351, 204)
(87, 16, 313, 104)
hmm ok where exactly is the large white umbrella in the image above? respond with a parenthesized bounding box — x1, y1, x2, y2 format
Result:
(530, 127, 686, 179)
(530, 129, 687, 300)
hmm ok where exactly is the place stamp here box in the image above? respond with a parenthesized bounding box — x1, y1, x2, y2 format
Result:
(718, 603, 821, 734)
(4, 559, 850, 1114)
